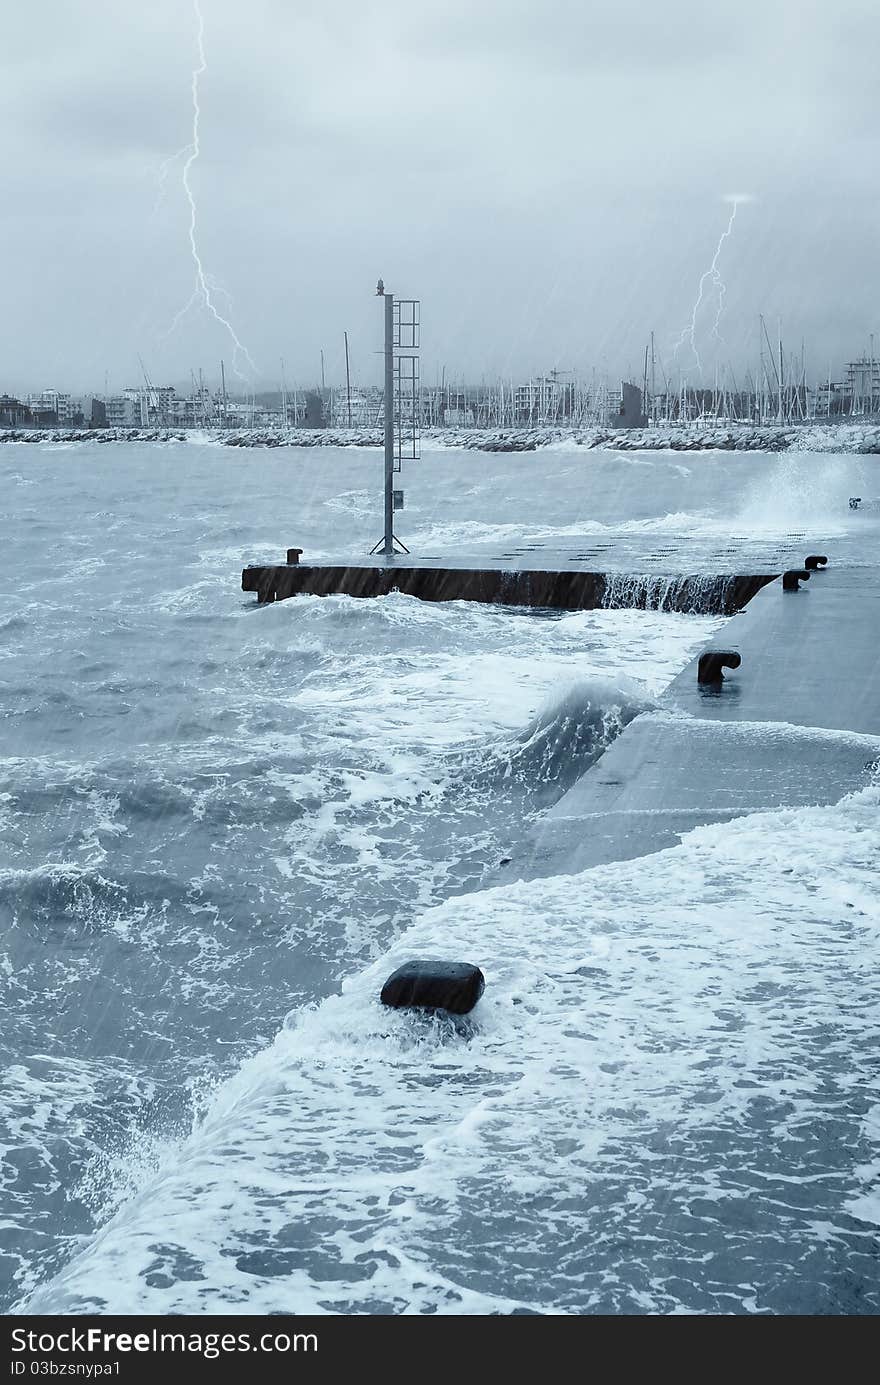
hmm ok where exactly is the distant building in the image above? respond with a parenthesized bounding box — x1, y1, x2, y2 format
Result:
(329, 387, 381, 428)
(166, 389, 211, 427)
(513, 377, 560, 424)
(0, 394, 30, 426)
(26, 389, 73, 424)
(90, 398, 107, 427)
(144, 386, 178, 424)
(842, 357, 880, 416)
(107, 393, 141, 427)
(302, 389, 326, 428)
(615, 381, 647, 429)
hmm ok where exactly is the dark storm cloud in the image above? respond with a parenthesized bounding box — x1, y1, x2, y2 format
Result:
(1, 0, 879, 395)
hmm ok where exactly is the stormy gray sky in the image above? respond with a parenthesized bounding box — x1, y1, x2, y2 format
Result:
(2, 0, 877, 396)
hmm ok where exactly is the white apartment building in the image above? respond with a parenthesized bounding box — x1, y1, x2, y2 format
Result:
(27, 390, 74, 422)
(329, 387, 382, 428)
(513, 377, 560, 422)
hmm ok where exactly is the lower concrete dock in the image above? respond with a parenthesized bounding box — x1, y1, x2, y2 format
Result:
(242, 549, 775, 614)
(514, 563, 880, 878)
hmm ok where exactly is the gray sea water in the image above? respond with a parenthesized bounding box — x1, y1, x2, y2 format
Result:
(1, 439, 878, 1314)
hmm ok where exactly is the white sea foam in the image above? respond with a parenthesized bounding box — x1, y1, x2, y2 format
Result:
(22, 786, 880, 1315)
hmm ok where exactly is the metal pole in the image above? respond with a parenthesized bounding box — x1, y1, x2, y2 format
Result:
(384, 291, 394, 555)
(777, 319, 783, 424)
(344, 331, 352, 428)
(643, 343, 649, 423)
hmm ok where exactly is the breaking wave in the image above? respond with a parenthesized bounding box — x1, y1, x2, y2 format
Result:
(469, 677, 646, 805)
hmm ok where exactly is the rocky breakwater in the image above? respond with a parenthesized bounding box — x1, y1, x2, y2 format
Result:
(4, 421, 880, 453)
(0, 427, 190, 444)
(222, 427, 383, 448)
(434, 422, 880, 453)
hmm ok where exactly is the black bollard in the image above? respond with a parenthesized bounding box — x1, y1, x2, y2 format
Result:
(804, 555, 828, 570)
(286, 548, 303, 565)
(381, 960, 485, 1015)
(782, 569, 810, 592)
(698, 650, 741, 685)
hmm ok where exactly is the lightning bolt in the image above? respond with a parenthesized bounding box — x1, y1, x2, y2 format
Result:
(170, 0, 257, 380)
(709, 201, 739, 343)
(711, 269, 728, 343)
(674, 195, 748, 374)
(150, 145, 191, 224)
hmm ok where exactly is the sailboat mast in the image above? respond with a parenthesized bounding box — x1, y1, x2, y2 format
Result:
(777, 321, 783, 424)
(344, 331, 352, 428)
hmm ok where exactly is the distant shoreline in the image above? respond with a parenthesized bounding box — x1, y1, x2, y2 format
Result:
(2, 422, 880, 453)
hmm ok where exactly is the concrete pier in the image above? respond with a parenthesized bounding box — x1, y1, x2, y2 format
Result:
(514, 563, 880, 879)
(242, 550, 776, 614)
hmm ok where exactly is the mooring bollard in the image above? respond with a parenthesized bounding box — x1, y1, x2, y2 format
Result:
(286, 548, 303, 565)
(380, 960, 485, 1015)
(782, 569, 810, 592)
(698, 650, 741, 685)
(804, 555, 828, 570)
